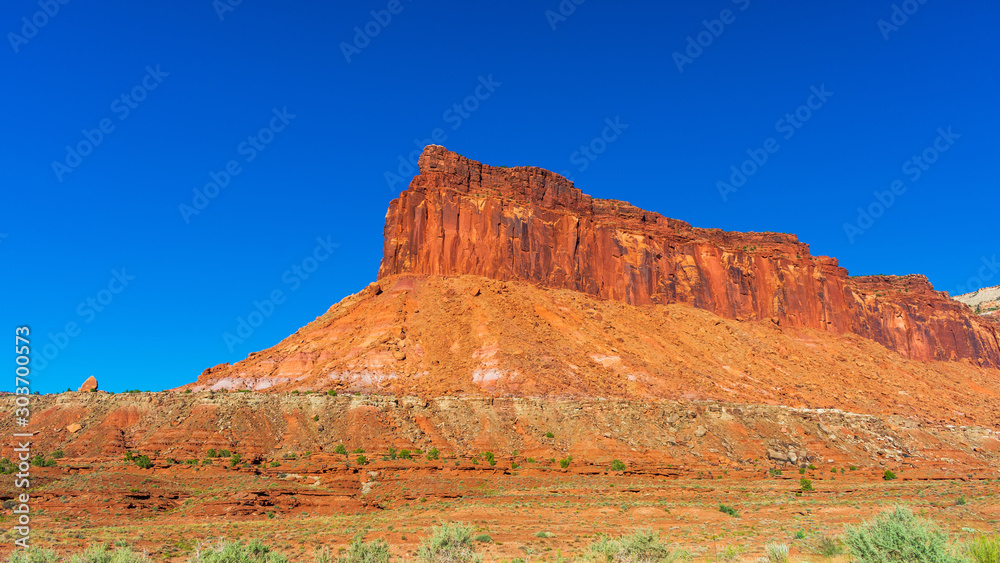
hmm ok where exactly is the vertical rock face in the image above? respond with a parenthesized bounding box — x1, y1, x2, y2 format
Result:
(378, 146, 1000, 367)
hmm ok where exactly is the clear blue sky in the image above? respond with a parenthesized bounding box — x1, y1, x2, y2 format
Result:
(2, 0, 997, 393)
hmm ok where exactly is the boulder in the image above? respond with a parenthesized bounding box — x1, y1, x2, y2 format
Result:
(78, 376, 98, 393)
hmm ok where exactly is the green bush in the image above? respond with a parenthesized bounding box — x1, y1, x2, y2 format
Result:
(815, 535, 843, 557)
(333, 534, 390, 563)
(483, 452, 495, 466)
(50, 451, 65, 459)
(386, 447, 398, 460)
(134, 455, 152, 469)
(426, 447, 440, 461)
(327, 390, 337, 396)
(230, 454, 241, 467)
(191, 539, 288, 562)
(473, 534, 493, 543)
(355, 455, 368, 465)
(968, 536, 1000, 563)
(334, 444, 348, 455)
(417, 522, 482, 562)
(844, 506, 963, 562)
(610, 459, 627, 472)
(800, 478, 814, 492)
(399, 449, 412, 460)
(584, 529, 690, 562)
(6, 547, 60, 563)
(207, 449, 217, 458)
(559, 456, 572, 469)
(883, 469, 897, 481)
(718, 504, 739, 518)
(763, 542, 789, 563)
(545, 432, 555, 438)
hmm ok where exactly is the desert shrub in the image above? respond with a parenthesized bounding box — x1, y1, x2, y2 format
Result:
(844, 506, 962, 563)
(473, 534, 493, 543)
(334, 444, 347, 455)
(50, 451, 65, 459)
(334, 534, 390, 563)
(559, 456, 573, 469)
(417, 522, 482, 562)
(327, 390, 337, 396)
(798, 467, 806, 475)
(800, 478, 814, 492)
(399, 449, 412, 460)
(715, 545, 742, 562)
(218, 449, 231, 457)
(762, 542, 789, 563)
(134, 455, 152, 469)
(6, 547, 60, 563)
(55, 543, 152, 563)
(807, 464, 817, 470)
(192, 539, 288, 562)
(230, 454, 241, 467)
(883, 469, 897, 481)
(768, 468, 782, 477)
(386, 447, 398, 460)
(353, 447, 365, 454)
(206, 449, 217, 458)
(355, 455, 368, 465)
(313, 415, 319, 421)
(545, 432, 555, 438)
(427, 447, 440, 460)
(968, 536, 1000, 563)
(815, 535, 843, 557)
(956, 496, 967, 506)
(584, 529, 690, 562)
(610, 459, 627, 472)
(718, 504, 740, 518)
(483, 452, 495, 466)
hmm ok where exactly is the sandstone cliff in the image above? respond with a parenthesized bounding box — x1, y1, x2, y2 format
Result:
(378, 146, 1000, 367)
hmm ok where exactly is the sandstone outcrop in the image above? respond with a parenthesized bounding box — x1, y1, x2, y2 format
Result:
(378, 146, 1000, 366)
(78, 376, 98, 393)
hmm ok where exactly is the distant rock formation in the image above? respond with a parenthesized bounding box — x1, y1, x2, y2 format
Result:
(378, 145, 1000, 366)
(78, 376, 98, 393)
(954, 284, 1000, 317)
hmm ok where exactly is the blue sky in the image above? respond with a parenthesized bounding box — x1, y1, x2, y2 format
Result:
(2, 0, 997, 393)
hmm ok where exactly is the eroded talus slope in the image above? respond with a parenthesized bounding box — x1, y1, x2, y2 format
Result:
(188, 274, 1000, 429)
(378, 146, 1000, 366)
